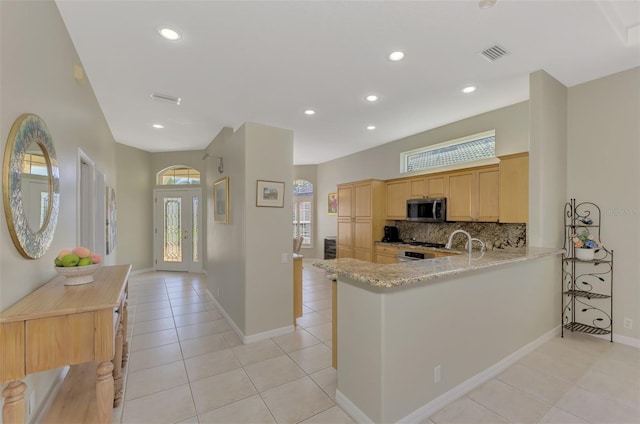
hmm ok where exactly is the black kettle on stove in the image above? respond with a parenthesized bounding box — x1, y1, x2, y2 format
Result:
(382, 226, 401, 242)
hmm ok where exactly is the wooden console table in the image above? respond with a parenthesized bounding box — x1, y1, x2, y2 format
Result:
(0, 264, 131, 424)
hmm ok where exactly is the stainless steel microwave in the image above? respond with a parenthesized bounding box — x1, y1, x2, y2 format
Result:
(406, 198, 446, 222)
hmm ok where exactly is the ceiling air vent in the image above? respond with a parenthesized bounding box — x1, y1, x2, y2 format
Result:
(480, 44, 509, 62)
(150, 92, 182, 106)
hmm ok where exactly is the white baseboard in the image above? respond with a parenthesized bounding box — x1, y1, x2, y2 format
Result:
(243, 325, 294, 344)
(205, 289, 245, 341)
(398, 325, 560, 423)
(130, 267, 154, 276)
(591, 332, 640, 349)
(336, 326, 560, 424)
(335, 389, 375, 424)
(204, 289, 293, 344)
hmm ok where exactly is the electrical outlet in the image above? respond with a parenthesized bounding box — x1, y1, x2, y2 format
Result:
(281, 253, 288, 263)
(623, 318, 633, 329)
(434, 365, 441, 384)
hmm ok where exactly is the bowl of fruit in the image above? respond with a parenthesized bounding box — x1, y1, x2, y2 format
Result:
(54, 247, 103, 286)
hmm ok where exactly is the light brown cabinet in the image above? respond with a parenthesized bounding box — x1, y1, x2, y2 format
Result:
(375, 244, 398, 264)
(337, 180, 386, 262)
(426, 175, 447, 197)
(447, 165, 499, 222)
(385, 179, 409, 219)
(409, 177, 427, 198)
(499, 153, 529, 223)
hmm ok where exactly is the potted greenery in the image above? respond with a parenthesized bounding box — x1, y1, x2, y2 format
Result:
(572, 228, 600, 260)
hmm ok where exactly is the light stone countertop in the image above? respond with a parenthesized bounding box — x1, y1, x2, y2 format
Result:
(313, 246, 564, 288)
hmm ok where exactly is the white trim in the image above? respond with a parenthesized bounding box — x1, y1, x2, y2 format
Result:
(153, 188, 203, 273)
(204, 289, 294, 344)
(335, 389, 375, 424)
(130, 267, 155, 276)
(243, 325, 294, 344)
(32, 366, 69, 424)
(336, 326, 560, 424)
(205, 289, 245, 340)
(591, 332, 640, 349)
(397, 326, 560, 423)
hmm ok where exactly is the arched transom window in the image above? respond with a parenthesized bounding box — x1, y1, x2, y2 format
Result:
(157, 166, 201, 185)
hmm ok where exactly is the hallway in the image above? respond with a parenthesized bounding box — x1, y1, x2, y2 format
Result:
(118, 260, 350, 423)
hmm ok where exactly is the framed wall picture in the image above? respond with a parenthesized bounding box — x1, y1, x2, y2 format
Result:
(213, 176, 229, 224)
(256, 180, 284, 207)
(328, 192, 337, 215)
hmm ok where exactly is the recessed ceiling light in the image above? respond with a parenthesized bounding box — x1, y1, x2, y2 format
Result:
(304, 109, 316, 116)
(388, 51, 405, 62)
(367, 125, 376, 130)
(365, 94, 379, 102)
(152, 124, 164, 129)
(462, 85, 477, 94)
(158, 27, 181, 41)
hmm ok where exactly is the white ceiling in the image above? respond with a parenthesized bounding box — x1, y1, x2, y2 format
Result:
(55, 0, 640, 165)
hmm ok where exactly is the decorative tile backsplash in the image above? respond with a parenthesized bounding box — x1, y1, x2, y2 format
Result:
(395, 221, 526, 250)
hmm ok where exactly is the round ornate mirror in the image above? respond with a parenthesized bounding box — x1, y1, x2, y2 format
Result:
(3, 114, 60, 259)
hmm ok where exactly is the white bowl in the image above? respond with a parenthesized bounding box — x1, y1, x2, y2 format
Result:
(54, 263, 102, 285)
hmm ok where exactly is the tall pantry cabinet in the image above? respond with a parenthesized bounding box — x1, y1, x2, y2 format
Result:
(336, 179, 386, 262)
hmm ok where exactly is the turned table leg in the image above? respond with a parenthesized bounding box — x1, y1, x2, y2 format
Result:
(2, 381, 26, 424)
(96, 361, 114, 424)
(113, 322, 124, 407)
(121, 299, 129, 369)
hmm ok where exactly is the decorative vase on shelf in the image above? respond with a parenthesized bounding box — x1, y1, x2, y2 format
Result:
(575, 248, 595, 261)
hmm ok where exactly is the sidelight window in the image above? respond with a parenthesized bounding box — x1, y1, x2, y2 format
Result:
(293, 180, 313, 247)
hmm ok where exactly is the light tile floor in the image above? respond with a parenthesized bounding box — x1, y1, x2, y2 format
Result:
(116, 259, 639, 423)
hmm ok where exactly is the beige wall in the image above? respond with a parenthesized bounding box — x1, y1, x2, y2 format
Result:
(206, 123, 294, 338)
(567, 67, 640, 341)
(206, 126, 247, 331)
(115, 143, 153, 270)
(0, 0, 119, 420)
(244, 122, 294, 336)
(528, 70, 568, 248)
(338, 255, 560, 422)
(316, 101, 530, 255)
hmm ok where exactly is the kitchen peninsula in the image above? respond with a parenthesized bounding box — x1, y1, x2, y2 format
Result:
(314, 247, 563, 423)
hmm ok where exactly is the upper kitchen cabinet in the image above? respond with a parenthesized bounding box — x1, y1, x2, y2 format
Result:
(447, 165, 499, 222)
(409, 176, 427, 198)
(499, 153, 529, 223)
(426, 174, 447, 198)
(385, 179, 409, 219)
(337, 180, 386, 261)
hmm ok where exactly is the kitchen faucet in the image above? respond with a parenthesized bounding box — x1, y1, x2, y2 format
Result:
(445, 229, 473, 256)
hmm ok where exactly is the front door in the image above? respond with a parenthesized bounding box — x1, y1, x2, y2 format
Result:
(154, 189, 202, 272)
